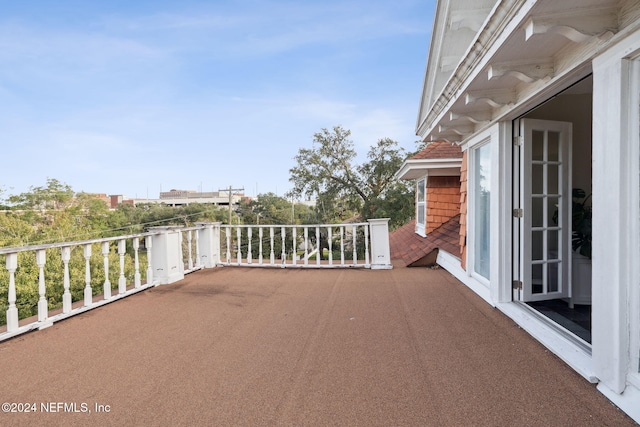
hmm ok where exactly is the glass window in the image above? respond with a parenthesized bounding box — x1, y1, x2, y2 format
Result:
(417, 178, 426, 234)
(473, 143, 491, 279)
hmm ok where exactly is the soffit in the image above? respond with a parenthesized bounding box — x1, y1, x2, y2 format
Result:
(417, 0, 622, 144)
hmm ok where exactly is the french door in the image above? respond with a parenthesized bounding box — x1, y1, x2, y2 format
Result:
(515, 119, 572, 302)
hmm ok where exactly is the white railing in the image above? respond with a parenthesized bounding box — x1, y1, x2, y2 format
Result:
(0, 219, 391, 341)
(219, 223, 371, 268)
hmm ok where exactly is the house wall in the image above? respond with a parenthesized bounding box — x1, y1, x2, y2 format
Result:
(426, 176, 460, 234)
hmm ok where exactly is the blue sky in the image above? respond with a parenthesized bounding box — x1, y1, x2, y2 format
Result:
(0, 0, 434, 200)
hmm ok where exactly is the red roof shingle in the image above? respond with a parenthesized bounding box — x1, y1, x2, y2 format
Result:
(411, 141, 463, 160)
(389, 215, 461, 267)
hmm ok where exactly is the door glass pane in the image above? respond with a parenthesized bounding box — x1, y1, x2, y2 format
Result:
(548, 196, 559, 227)
(548, 131, 559, 162)
(547, 164, 559, 195)
(474, 143, 491, 280)
(532, 164, 544, 194)
(532, 264, 543, 294)
(548, 262, 559, 292)
(532, 197, 543, 227)
(532, 130, 544, 161)
(417, 179, 425, 202)
(547, 230, 559, 260)
(532, 230, 543, 261)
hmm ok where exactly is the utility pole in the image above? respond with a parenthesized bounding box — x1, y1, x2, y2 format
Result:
(219, 185, 244, 224)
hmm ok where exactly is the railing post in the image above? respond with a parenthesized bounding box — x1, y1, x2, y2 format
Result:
(5, 253, 19, 332)
(118, 239, 127, 294)
(36, 249, 48, 323)
(195, 222, 220, 268)
(102, 242, 111, 299)
(367, 218, 392, 270)
(133, 238, 141, 288)
(84, 244, 93, 305)
(148, 226, 185, 285)
(62, 246, 72, 312)
(145, 235, 154, 285)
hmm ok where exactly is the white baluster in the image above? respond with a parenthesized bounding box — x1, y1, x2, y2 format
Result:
(5, 253, 19, 332)
(102, 241, 111, 299)
(36, 249, 48, 322)
(364, 224, 370, 266)
(84, 244, 93, 305)
(259, 227, 264, 264)
(327, 227, 333, 266)
(194, 230, 200, 269)
(247, 227, 253, 264)
(236, 226, 242, 264)
(340, 226, 345, 265)
(133, 238, 141, 288)
(118, 239, 126, 294)
(281, 227, 286, 264)
(269, 227, 275, 265)
(292, 227, 297, 265)
(304, 227, 309, 266)
(352, 225, 357, 265)
(62, 246, 72, 313)
(145, 236, 154, 286)
(225, 227, 231, 263)
(316, 226, 320, 266)
(187, 231, 193, 271)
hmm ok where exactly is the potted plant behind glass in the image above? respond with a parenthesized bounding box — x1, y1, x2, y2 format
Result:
(571, 188, 592, 259)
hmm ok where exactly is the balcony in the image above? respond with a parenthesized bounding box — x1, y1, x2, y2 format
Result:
(0, 221, 634, 425)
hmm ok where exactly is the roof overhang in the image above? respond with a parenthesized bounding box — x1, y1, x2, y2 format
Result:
(416, 0, 632, 144)
(396, 158, 462, 180)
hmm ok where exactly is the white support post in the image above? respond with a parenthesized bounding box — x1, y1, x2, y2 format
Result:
(259, 227, 264, 265)
(148, 227, 185, 285)
(187, 231, 193, 271)
(84, 244, 93, 305)
(364, 224, 370, 267)
(304, 227, 309, 266)
(102, 242, 111, 299)
(118, 239, 127, 294)
(281, 227, 286, 264)
(368, 218, 392, 269)
(292, 227, 297, 265)
(5, 253, 19, 332)
(62, 246, 72, 312)
(248, 227, 253, 264)
(225, 227, 231, 263)
(195, 222, 220, 268)
(36, 249, 48, 323)
(145, 236, 154, 285)
(316, 226, 321, 266)
(352, 225, 357, 265)
(270, 227, 275, 265)
(194, 230, 200, 269)
(340, 226, 345, 265)
(133, 238, 141, 288)
(327, 227, 333, 265)
(236, 227, 242, 264)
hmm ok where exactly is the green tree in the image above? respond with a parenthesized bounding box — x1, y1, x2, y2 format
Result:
(289, 126, 413, 228)
(7, 178, 74, 210)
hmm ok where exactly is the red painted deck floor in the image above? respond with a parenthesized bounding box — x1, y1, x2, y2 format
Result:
(0, 264, 635, 426)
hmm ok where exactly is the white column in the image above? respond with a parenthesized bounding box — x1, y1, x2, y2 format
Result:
(248, 227, 253, 264)
(340, 226, 345, 265)
(62, 246, 72, 312)
(5, 253, 19, 332)
(84, 244, 93, 305)
(148, 227, 184, 285)
(102, 242, 111, 299)
(145, 236, 154, 285)
(352, 225, 357, 265)
(269, 227, 275, 265)
(236, 227, 242, 264)
(118, 239, 126, 294)
(364, 224, 370, 267)
(592, 50, 640, 399)
(316, 226, 321, 266)
(133, 238, 141, 288)
(195, 222, 220, 268)
(304, 227, 309, 266)
(368, 218, 392, 269)
(328, 227, 333, 265)
(36, 249, 48, 322)
(187, 231, 193, 271)
(281, 227, 286, 264)
(292, 227, 297, 265)
(259, 227, 264, 264)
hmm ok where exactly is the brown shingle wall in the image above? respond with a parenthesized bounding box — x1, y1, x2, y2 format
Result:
(459, 152, 468, 270)
(426, 177, 460, 234)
